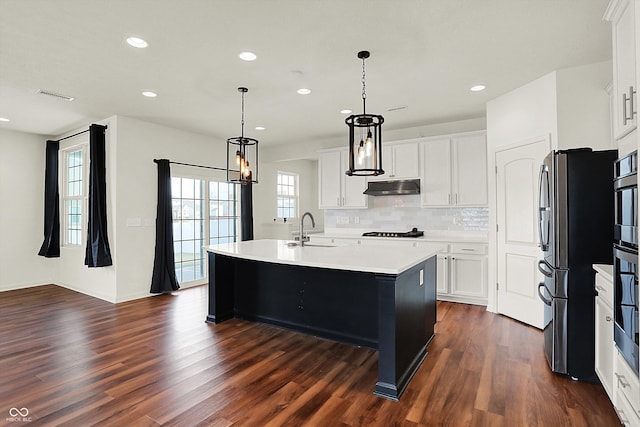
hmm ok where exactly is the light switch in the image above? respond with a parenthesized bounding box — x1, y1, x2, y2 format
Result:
(126, 218, 142, 227)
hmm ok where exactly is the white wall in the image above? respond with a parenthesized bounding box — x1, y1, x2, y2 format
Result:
(486, 61, 613, 313)
(54, 118, 118, 302)
(556, 60, 613, 150)
(0, 128, 53, 291)
(253, 159, 322, 240)
(112, 116, 229, 302)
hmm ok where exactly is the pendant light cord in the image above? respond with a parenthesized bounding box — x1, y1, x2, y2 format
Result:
(361, 56, 367, 115)
(240, 90, 245, 139)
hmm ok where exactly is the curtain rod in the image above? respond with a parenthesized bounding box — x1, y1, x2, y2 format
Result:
(153, 159, 239, 173)
(55, 124, 108, 142)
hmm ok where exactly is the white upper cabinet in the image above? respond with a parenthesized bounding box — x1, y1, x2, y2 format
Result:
(605, 0, 637, 141)
(421, 131, 487, 207)
(370, 142, 420, 181)
(318, 149, 367, 209)
(421, 138, 452, 206)
(453, 133, 488, 206)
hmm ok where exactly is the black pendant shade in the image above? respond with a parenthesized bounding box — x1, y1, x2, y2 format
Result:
(346, 50, 384, 176)
(227, 87, 258, 184)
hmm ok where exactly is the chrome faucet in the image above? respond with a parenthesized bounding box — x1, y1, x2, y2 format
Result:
(299, 212, 316, 247)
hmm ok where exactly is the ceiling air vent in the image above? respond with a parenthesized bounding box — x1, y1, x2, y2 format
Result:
(37, 89, 75, 101)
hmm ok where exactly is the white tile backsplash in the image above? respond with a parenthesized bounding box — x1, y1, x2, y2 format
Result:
(324, 195, 488, 232)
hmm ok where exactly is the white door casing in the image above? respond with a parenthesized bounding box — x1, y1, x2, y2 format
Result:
(495, 135, 550, 328)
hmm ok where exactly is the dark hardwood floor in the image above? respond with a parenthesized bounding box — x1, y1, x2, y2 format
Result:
(0, 284, 621, 426)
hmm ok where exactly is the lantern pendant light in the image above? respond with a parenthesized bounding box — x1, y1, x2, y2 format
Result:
(227, 87, 259, 184)
(346, 50, 384, 176)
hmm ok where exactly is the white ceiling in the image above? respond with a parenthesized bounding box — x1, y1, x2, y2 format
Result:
(0, 0, 612, 146)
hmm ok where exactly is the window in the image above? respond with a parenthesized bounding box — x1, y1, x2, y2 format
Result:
(171, 177, 238, 284)
(209, 181, 238, 245)
(63, 148, 85, 245)
(277, 171, 298, 219)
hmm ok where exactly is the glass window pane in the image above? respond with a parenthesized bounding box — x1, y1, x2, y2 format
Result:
(209, 182, 218, 199)
(182, 178, 194, 198)
(171, 177, 181, 198)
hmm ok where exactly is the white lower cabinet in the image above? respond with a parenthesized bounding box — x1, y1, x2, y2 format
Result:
(614, 352, 640, 426)
(595, 268, 615, 403)
(594, 264, 640, 426)
(439, 243, 488, 305)
(309, 236, 487, 305)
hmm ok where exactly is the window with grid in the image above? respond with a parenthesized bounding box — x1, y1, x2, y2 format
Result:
(277, 172, 298, 219)
(171, 177, 238, 284)
(63, 148, 85, 245)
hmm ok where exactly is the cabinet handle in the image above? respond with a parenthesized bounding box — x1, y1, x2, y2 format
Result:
(616, 407, 629, 425)
(615, 372, 630, 388)
(448, 194, 451, 204)
(595, 285, 605, 291)
(455, 193, 458, 204)
(606, 315, 612, 322)
(342, 197, 345, 206)
(337, 197, 340, 206)
(631, 86, 637, 121)
(623, 86, 637, 125)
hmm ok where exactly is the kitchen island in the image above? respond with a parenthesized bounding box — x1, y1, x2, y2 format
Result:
(204, 239, 438, 400)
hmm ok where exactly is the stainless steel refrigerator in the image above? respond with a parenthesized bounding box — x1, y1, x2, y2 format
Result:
(537, 148, 617, 380)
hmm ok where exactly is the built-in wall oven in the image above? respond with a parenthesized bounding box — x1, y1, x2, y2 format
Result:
(614, 151, 639, 375)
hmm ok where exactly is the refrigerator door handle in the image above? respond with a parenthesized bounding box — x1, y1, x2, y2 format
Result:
(537, 164, 550, 251)
(537, 260, 553, 278)
(538, 283, 552, 306)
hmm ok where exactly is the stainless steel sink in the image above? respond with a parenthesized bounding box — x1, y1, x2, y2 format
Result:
(286, 241, 335, 248)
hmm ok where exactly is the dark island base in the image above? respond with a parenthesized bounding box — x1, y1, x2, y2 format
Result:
(206, 252, 437, 400)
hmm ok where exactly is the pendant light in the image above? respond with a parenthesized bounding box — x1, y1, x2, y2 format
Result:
(227, 87, 259, 184)
(346, 50, 384, 176)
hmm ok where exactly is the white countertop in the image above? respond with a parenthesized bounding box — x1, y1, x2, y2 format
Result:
(204, 239, 440, 275)
(313, 229, 488, 243)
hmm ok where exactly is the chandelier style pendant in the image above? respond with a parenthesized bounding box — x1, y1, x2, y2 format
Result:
(227, 87, 259, 184)
(345, 50, 384, 176)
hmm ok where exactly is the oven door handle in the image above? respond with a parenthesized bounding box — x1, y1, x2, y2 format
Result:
(537, 283, 553, 306)
(537, 260, 553, 278)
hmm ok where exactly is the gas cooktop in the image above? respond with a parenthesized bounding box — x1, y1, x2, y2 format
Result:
(362, 228, 424, 238)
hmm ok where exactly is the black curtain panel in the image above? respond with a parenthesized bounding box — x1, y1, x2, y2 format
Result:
(240, 174, 254, 241)
(150, 159, 180, 293)
(38, 140, 60, 257)
(84, 124, 113, 267)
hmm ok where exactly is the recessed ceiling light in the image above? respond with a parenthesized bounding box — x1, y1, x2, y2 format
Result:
(142, 91, 157, 98)
(255, 126, 266, 131)
(297, 88, 311, 95)
(340, 109, 352, 114)
(0, 117, 9, 122)
(126, 37, 148, 48)
(239, 51, 257, 61)
(470, 84, 486, 92)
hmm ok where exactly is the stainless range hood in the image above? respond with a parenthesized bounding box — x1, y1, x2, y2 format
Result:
(363, 179, 420, 196)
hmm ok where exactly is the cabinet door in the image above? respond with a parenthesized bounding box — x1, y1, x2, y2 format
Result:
(595, 296, 615, 402)
(611, 0, 637, 139)
(318, 151, 342, 208)
(341, 151, 367, 208)
(391, 143, 420, 179)
(453, 134, 487, 206)
(449, 255, 487, 299)
(436, 254, 449, 294)
(421, 138, 451, 207)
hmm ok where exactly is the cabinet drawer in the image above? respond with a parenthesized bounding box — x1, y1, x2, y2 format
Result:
(616, 351, 640, 416)
(615, 382, 640, 426)
(450, 243, 487, 255)
(596, 272, 614, 309)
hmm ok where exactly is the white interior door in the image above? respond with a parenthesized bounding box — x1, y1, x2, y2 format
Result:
(496, 136, 550, 328)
